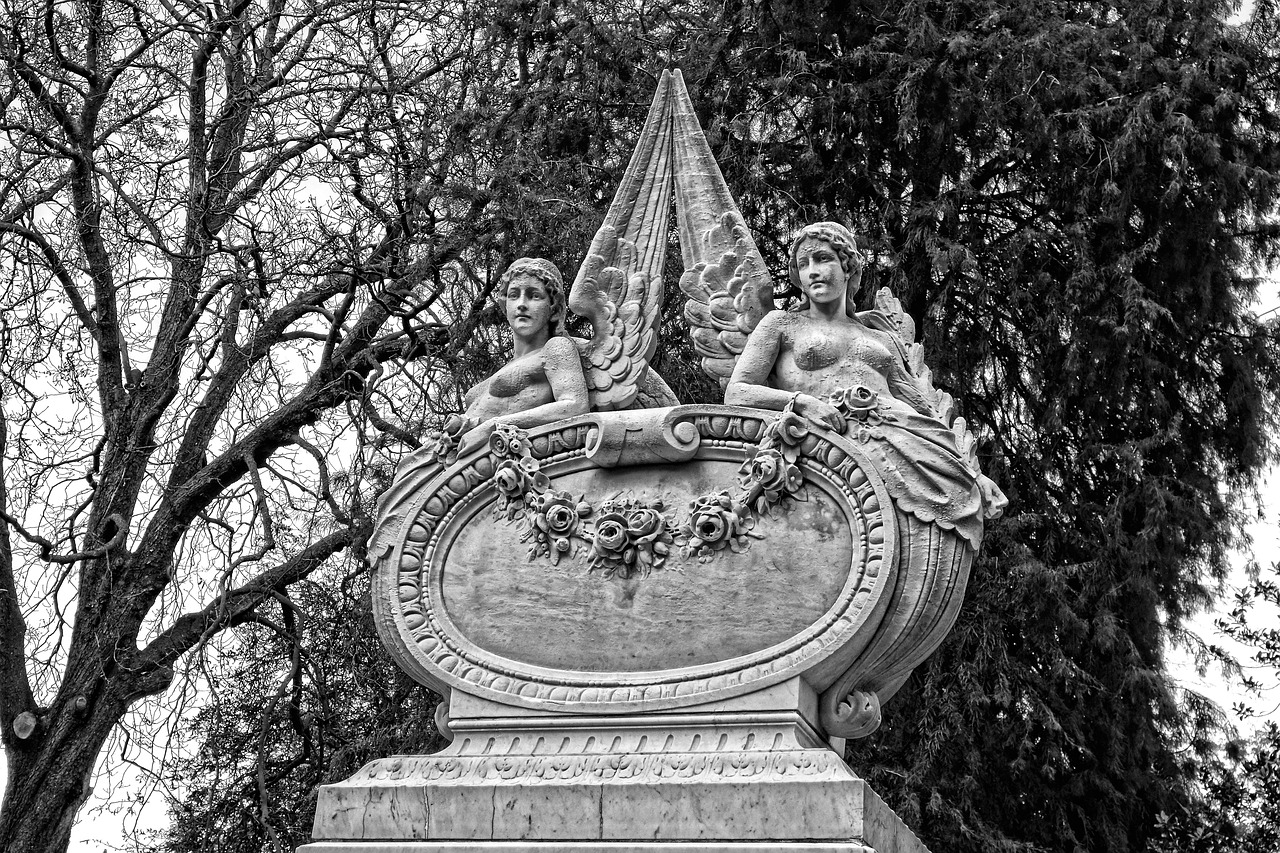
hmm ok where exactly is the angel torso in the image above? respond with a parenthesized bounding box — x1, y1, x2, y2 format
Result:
(464, 340, 567, 424)
(763, 311, 901, 401)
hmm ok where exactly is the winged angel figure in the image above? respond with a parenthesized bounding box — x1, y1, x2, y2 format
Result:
(441, 73, 679, 461)
(385, 66, 1005, 531)
(372, 73, 680, 547)
(667, 74, 1006, 545)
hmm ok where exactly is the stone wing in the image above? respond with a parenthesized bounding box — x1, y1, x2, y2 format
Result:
(670, 69, 775, 390)
(569, 70, 676, 412)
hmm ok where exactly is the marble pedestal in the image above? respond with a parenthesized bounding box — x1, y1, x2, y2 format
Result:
(301, 678, 928, 853)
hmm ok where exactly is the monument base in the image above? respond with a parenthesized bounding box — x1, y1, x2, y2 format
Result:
(302, 840, 880, 845)
(301, 679, 928, 853)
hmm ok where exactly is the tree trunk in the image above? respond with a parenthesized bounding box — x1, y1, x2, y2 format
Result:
(1, 668, 165, 853)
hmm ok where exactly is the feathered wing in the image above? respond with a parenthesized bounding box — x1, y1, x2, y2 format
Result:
(569, 70, 677, 412)
(670, 69, 775, 389)
(869, 288, 983, 472)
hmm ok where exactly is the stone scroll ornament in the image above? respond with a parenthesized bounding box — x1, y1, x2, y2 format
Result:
(370, 69, 1007, 743)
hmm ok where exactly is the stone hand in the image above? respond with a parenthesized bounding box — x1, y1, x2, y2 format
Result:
(794, 394, 846, 433)
(454, 418, 493, 457)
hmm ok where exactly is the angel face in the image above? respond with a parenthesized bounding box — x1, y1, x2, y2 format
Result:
(793, 237, 847, 307)
(504, 274, 554, 342)
(498, 257, 565, 341)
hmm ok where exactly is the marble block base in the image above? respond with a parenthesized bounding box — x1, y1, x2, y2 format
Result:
(301, 679, 928, 853)
(300, 840, 880, 845)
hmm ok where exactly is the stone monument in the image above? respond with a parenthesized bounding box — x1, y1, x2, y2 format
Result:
(301, 69, 1006, 853)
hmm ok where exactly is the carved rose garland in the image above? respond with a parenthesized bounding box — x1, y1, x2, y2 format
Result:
(524, 490, 592, 564)
(480, 425, 677, 577)
(479, 406, 816, 572)
(680, 399, 809, 561)
(587, 497, 674, 579)
(488, 424, 550, 520)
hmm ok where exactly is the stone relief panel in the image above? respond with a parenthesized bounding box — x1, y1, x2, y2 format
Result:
(372, 405, 899, 716)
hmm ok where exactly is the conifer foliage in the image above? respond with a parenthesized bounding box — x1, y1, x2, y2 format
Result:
(677, 0, 1280, 849)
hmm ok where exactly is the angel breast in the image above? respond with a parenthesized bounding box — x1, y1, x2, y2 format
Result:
(484, 353, 554, 400)
(373, 406, 898, 714)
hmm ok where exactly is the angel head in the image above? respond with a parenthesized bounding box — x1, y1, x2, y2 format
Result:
(497, 257, 566, 340)
(787, 222, 866, 315)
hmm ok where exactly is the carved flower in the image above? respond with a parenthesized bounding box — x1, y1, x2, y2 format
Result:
(747, 448, 789, 494)
(523, 489, 587, 564)
(542, 494, 581, 538)
(518, 455, 550, 492)
(489, 423, 530, 459)
(682, 492, 753, 561)
(692, 507, 731, 544)
(830, 385, 881, 423)
(737, 447, 805, 515)
(489, 430, 512, 457)
(627, 506, 664, 541)
(593, 512, 630, 556)
(774, 409, 810, 446)
(493, 459, 527, 498)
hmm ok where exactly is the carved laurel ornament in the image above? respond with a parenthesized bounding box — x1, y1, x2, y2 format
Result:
(372, 404, 900, 716)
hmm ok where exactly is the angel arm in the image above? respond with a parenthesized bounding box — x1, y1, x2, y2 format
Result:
(724, 311, 786, 409)
(725, 312, 846, 432)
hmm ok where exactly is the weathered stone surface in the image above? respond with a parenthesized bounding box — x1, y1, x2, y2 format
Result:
(303, 681, 927, 853)
(441, 461, 852, 673)
(300, 840, 885, 845)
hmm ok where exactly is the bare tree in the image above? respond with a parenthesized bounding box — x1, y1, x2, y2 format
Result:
(0, 0, 637, 845)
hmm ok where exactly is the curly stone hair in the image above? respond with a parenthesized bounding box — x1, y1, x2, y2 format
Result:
(786, 222, 866, 315)
(497, 257, 566, 335)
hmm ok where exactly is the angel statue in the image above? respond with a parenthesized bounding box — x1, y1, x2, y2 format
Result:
(440, 74, 677, 460)
(371, 72, 678, 547)
(721, 221, 1007, 546)
(668, 82, 1005, 547)
(449, 258, 589, 458)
